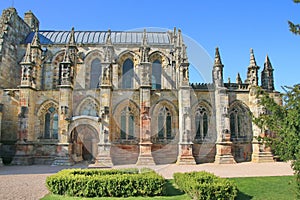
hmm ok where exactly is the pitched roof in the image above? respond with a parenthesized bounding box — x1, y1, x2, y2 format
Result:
(24, 30, 171, 45)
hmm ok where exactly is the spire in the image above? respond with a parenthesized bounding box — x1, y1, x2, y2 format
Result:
(106, 29, 112, 45)
(249, 48, 257, 67)
(236, 73, 242, 84)
(177, 29, 183, 47)
(68, 27, 76, 46)
(172, 27, 177, 45)
(214, 47, 223, 67)
(22, 43, 32, 64)
(261, 54, 274, 90)
(142, 29, 148, 46)
(264, 54, 273, 70)
(31, 28, 40, 47)
(246, 48, 259, 86)
(212, 47, 224, 87)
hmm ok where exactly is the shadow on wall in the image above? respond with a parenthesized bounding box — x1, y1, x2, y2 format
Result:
(0, 141, 17, 165)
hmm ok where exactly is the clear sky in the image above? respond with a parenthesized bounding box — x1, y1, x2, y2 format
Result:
(1, 0, 300, 92)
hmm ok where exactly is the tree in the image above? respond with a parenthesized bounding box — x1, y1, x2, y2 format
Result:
(288, 0, 300, 35)
(254, 85, 300, 196)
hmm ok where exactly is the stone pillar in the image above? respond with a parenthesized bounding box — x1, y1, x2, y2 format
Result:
(214, 88, 236, 164)
(92, 66, 113, 167)
(11, 88, 36, 165)
(136, 62, 155, 165)
(52, 86, 74, 165)
(249, 87, 274, 162)
(0, 103, 3, 166)
(93, 107, 113, 167)
(177, 84, 196, 165)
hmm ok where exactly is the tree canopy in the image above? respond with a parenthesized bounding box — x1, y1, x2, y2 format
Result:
(254, 85, 300, 196)
(289, 0, 300, 34)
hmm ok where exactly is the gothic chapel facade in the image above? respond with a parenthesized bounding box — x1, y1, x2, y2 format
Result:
(0, 8, 280, 166)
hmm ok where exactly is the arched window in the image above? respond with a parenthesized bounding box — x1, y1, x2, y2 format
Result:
(90, 58, 102, 88)
(120, 107, 135, 140)
(229, 105, 251, 140)
(44, 107, 58, 139)
(79, 98, 98, 117)
(157, 107, 172, 139)
(122, 58, 134, 89)
(152, 60, 162, 89)
(195, 106, 209, 140)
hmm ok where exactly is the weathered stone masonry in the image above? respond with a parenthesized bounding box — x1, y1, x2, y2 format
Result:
(0, 8, 281, 166)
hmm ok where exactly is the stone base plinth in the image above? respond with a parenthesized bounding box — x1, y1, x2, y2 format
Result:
(215, 155, 236, 164)
(215, 141, 236, 164)
(92, 143, 113, 167)
(136, 142, 155, 165)
(52, 156, 74, 166)
(11, 155, 34, 165)
(176, 143, 196, 165)
(252, 152, 274, 163)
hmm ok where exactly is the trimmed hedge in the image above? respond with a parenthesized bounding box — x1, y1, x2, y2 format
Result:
(46, 168, 165, 197)
(173, 171, 238, 200)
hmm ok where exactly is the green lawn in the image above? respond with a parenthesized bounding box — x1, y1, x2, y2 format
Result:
(231, 176, 296, 200)
(42, 176, 296, 200)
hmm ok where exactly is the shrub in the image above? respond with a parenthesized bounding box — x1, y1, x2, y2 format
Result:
(46, 168, 165, 197)
(173, 171, 237, 200)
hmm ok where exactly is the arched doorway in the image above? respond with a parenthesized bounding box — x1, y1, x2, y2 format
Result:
(70, 124, 99, 163)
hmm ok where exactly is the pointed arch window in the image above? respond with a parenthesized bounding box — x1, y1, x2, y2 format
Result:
(120, 106, 135, 140)
(157, 107, 172, 140)
(122, 58, 134, 89)
(152, 60, 162, 89)
(229, 106, 251, 140)
(44, 107, 58, 139)
(90, 58, 102, 89)
(195, 106, 209, 140)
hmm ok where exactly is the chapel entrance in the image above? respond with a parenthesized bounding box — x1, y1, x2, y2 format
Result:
(70, 125, 99, 163)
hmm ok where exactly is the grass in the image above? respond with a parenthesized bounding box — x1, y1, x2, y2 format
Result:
(231, 176, 296, 200)
(42, 176, 296, 200)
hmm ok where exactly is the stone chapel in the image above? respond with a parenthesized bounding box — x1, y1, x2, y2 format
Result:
(0, 8, 281, 166)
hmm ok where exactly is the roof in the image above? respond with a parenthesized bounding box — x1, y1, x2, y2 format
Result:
(24, 31, 171, 45)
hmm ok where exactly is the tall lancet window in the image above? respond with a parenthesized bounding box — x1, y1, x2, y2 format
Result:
(90, 58, 102, 88)
(229, 105, 252, 139)
(195, 106, 209, 140)
(122, 58, 134, 89)
(158, 107, 172, 139)
(44, 107, 58, 139)
(120, 106, 135, 140)
(152, 60, 162, 89)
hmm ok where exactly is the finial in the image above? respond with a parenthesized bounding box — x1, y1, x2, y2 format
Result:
(142, 29, 148, 46)
(264, 54, 273, 70)
(68, 27, 76, 46)
(31, 28, 40, 47)
(249, 48, 257, 66)
(177, 29, 183, 47)
(22, 43, 32, 63)
(106, 29, 112, 45)
(62, 46, 71, 63)
(214, 47, 223, 66)
(236, 73, 242, 84)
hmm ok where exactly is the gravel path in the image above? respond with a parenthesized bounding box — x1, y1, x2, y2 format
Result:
(0, 162, 294, 200)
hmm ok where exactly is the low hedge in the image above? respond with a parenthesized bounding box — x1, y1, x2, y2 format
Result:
(46, 168, 165, 197)
(173, 171, 237, 200)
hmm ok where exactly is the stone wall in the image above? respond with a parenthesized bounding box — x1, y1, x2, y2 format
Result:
(0, 8, 31, 88)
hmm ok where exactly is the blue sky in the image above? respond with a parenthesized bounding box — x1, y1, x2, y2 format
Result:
(1, 0, 300, 92)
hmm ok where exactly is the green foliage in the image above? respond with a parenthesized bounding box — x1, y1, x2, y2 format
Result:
(46, 168, 165, 198)
(254, 85, 300, 197)
(173, 171, 238, 200)
(289, 0, 300, 35)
